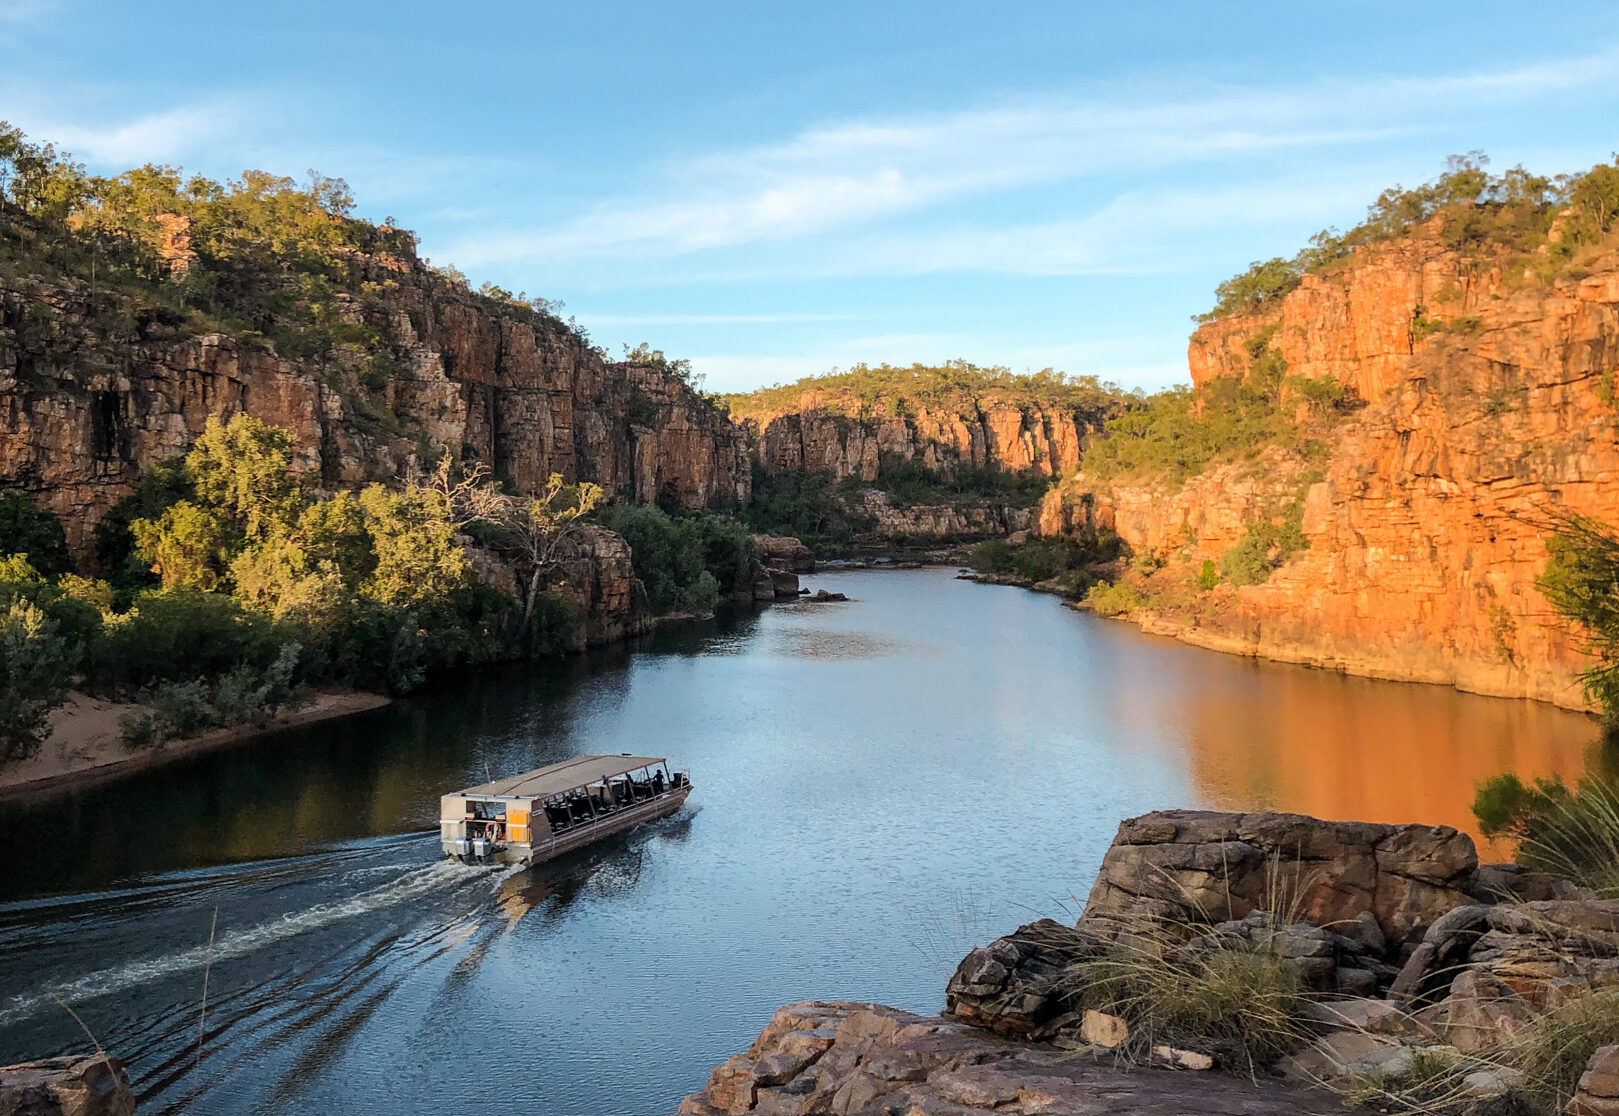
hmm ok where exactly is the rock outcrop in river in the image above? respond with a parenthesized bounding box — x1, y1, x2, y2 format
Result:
(1041, 217, 1619, 708)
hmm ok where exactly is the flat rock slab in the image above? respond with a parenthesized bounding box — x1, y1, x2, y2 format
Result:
(677, 1002, 1340, 1115)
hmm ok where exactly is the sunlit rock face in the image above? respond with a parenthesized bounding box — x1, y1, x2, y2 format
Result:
(1044, 224, 1619, 709)
(741, 396, 1096, 483)
(0, 258, 749, 569)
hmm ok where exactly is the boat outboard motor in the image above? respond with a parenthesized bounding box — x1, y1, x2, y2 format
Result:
(471, 837, 488, 862)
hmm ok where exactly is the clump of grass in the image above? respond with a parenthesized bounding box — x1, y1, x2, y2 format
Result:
(1059, 915, 1310, 1076)
(1507, 990, 1619, 1113)
(1341, 1048, 1482, 1114)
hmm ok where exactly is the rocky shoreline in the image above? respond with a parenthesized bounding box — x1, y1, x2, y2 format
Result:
(676, 809, 1619, 1116)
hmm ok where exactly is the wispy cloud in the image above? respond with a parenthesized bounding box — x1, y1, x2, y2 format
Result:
(45, 102, 243, 165)
(441, 47, 1619, 274)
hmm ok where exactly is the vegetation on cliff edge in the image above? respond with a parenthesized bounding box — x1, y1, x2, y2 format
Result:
(1199, 151, 1619, 321)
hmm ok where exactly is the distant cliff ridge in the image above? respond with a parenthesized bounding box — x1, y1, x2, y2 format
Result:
(726, 362, 1120, 483)
(1046, 211, 1619, 709)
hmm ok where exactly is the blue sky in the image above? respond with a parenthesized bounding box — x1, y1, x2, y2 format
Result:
(5, 1, 1619, 393)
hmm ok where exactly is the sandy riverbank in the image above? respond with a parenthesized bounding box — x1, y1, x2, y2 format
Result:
(0, 689, 393, 803)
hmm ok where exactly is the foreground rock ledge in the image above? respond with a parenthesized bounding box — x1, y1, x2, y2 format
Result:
(675, 1001, 1337, 1116)
(0, 1056, 134, 1116)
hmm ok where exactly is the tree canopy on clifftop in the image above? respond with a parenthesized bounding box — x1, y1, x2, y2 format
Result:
(1199, 152, 1619, 321)
(721, 360, 1126, 423)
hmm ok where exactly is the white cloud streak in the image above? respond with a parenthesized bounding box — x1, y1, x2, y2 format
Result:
(441, 48, 1619, 273)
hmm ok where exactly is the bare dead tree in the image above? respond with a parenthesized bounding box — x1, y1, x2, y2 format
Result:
(492, 473, 605, 626)
(431, 454, 505, 528)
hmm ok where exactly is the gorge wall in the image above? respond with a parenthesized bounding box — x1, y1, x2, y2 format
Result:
(0, 258, 750, 568)
(1041, 221, 1619, 709)
(727, 370, 1119, 542)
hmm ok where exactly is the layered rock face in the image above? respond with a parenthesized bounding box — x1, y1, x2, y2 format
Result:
(0, 266, 750, 568)
(1044, 227, 1619, 708)
(739, 395, 1093, 483)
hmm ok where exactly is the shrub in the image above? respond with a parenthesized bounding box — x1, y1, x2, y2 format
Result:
(604, 504, 724, 615)
(1197, 256, 1303, 322)
(1087, 580, 1142, 617)
(1197, 559, 1219, 591)
(0, 599, 74, 762)
(524, 590, 577, 658)
(147, 680, 213, 736)
(1472, 773, 1619, 896)
(0, 490, 71, 575)
(90, 587, 275, 693)
(969, 539, 1013, 574)
(117, 710, 163, 750)
(742, 466, 875, 554)
(211, 643, 302, 725)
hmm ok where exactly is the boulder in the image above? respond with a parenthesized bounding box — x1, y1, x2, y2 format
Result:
(768, 570, 799, 598)
(1443, 970, 1535, 1053)
(943, 919, 1095, 1035)
(1082, 810, 1478, 944)
(1472, 862, 1594, 903)
(753, 534, 815, 573)
(1175, 910, 1396, 993)
(0, 1057, 134, 1116)
(1570, 1044, 1619, 1116)
(1388, 904, 1491, 1003)
(750, 569, 776, 602)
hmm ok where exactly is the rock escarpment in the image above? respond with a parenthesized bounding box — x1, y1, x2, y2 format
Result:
(0, 265, 750, 568)
(1043, 225, 1619, 708)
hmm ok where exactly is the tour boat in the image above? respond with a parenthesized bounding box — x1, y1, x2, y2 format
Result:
(440, 754, 691, 866)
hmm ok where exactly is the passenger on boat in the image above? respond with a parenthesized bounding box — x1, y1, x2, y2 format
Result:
(653, 770, 666, 795)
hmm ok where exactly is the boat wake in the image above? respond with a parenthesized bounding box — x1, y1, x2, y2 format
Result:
(0, 858, 496, 1030)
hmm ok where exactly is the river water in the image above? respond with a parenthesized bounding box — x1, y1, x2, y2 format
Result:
(0, 569, 1601, 1114)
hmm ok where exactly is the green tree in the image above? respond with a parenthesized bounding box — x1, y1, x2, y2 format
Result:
(1539, 514, 1619, 718)
(356, 485, 466, 609)
(0, 599, 74, 762)
(0, 491, 71, 576)
(186, 413, 304, 541)
(131, 500, 230, 590)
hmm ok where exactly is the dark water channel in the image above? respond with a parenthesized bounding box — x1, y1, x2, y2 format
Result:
(0, 569, 1600, 1114)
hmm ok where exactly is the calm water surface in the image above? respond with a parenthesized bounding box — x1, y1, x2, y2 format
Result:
(0, 569, 1602, 1114)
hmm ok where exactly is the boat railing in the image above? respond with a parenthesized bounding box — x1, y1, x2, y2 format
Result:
(533, 780, 688, 843)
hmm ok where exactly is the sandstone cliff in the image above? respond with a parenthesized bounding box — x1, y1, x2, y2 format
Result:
(726, 364, 1121, 545)
(0, 262, 750, 568)
(728, 364, 1115, 483)
(1042, 220, 1619, 709)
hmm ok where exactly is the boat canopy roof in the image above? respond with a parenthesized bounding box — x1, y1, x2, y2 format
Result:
(453, 755, 667, 800)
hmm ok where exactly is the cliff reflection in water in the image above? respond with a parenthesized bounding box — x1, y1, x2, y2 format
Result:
(1099, 632, 1599, 843)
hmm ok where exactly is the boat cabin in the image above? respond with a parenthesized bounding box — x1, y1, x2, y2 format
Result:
(441, 754, 691, 866)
